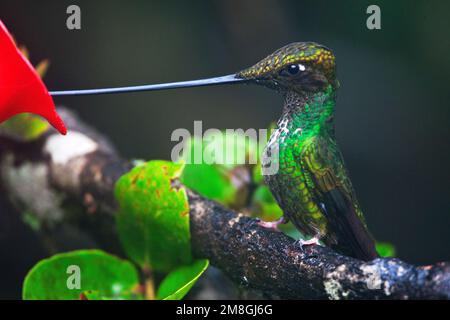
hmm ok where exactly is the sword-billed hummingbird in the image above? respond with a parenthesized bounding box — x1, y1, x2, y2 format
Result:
(51, 42, 378, 261)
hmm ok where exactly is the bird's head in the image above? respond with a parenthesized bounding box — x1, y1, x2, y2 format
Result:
(237, 42, 338, 94)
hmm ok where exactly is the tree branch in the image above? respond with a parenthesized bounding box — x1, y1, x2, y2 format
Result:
(1, 108, 449, 299)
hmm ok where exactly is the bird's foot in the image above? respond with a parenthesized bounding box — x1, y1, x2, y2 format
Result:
(296, 234, 322, 252)
(257, 216, 287, 231)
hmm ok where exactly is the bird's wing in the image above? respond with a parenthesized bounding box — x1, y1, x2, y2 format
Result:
(297, 135, 378, 260)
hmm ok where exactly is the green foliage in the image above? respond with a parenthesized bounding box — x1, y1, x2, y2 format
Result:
(22, 250, 141, 300)
(252, 162, 264, 184)
(376, 242, 396, 257)
(157, 259, 209, 300)
(23, 160, 209, 300)
(0, 113, 49, 141)
(181, 156, 237, 206)
(180, 131, 258, 207)
(251, 185, 283, 222)
(115, 160, 192, 272)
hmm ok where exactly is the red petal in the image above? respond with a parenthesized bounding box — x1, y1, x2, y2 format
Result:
(0, 20, 66, 135)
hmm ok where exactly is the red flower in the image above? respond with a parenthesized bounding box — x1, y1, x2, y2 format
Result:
(0, 20, 66, 135)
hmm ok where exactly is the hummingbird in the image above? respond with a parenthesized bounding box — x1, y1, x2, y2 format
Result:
(49, 42, 378, 261)
(237, 42, 378, 261)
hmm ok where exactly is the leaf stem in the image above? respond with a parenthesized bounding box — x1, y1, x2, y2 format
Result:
(143, 267, 155, 300)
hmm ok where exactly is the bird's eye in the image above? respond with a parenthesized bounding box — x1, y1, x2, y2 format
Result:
(288, 64, 299, 75)
(279, 63, 305, 77)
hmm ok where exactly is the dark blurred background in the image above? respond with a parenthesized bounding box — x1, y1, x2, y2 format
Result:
(0, 0, 449, 298)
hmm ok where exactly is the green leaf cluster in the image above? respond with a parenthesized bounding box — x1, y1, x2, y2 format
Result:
(23, 160, 209, 300)
(180, 130, 259, 207)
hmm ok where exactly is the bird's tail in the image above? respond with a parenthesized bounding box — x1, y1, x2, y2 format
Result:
(324, 189, 379, 261)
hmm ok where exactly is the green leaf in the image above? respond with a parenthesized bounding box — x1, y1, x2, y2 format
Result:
(251, 185, 284, 221)
(0, 114, 49, 141)
(376, 242, 396, 257)
(115, 160, 191, 272)
(252, 162, 264, 184)
(181, 161, 237, 206)
(180, 131, 257, 207)
(157, 259, 209, 300)
(22, 250, 140, 300)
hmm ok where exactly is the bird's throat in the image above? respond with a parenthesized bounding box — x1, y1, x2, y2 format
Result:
(278, 85, 336, 141)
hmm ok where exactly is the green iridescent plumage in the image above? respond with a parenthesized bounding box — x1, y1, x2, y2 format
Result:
(238, 42, 378, 260)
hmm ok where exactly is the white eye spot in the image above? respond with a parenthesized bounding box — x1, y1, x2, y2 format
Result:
(298, 64, 306, 71)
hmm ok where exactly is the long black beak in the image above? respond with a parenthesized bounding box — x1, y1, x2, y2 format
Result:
(49, 74, 248, 96)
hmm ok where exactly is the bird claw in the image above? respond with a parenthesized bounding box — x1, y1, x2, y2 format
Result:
(295, 235, 322, 252)
(257, 216, 287, 231)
